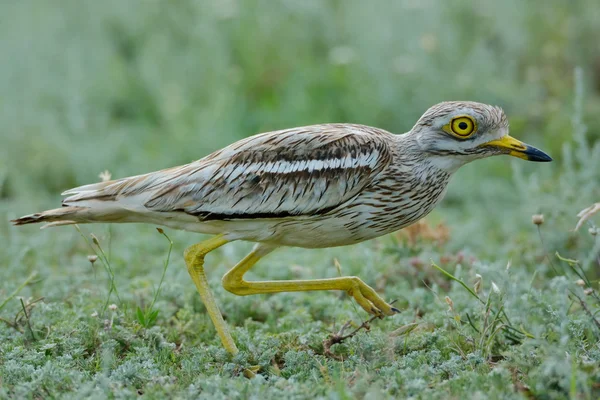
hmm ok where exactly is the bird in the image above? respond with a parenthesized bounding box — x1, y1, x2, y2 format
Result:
(12, 101, 552, 355)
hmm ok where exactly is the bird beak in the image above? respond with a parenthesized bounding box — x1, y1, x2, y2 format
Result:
(482, 135, 552, 162)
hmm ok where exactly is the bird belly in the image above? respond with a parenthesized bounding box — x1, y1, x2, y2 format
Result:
(187, 217, 363, 248)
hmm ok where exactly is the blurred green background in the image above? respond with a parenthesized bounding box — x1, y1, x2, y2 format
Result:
(1, 1, 600, 398)
(1, 0, 599, 200)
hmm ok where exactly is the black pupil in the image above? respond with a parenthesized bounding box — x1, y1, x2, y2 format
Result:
(458, 121, 468, 130)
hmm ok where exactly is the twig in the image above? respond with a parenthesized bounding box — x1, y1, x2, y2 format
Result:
(323, 300, 398, 360)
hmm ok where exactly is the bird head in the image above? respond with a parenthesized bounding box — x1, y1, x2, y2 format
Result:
(409, 101, 552, 172)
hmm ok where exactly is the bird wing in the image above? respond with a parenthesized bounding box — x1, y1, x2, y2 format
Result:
(63, 124, 394, 220)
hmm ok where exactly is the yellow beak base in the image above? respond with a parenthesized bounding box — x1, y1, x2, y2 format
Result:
(483, 135, 552, 162)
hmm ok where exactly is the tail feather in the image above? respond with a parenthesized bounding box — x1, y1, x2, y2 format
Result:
(11, 206, 87, 227)
(13, 168, 177, 229)
(61, 181, 114, 196)
(60, 179, 121, 203)
(61, 180, 113, 196)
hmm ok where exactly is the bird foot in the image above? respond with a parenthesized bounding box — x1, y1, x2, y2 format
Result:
(346, 278, 400, 317)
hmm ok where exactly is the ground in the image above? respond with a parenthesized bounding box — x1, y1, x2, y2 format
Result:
(1, 1, 600, 398)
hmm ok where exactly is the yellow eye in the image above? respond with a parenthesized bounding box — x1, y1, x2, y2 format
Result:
(449, 116, 476, 137)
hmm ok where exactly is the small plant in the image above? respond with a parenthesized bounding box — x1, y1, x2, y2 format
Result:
(75, 226, 121, 312)
(136, 228, 173, 328)
(431, 261, 533, 360)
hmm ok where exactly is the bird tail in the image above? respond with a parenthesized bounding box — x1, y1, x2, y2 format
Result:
(12, 169, 179, 229)
(11, 206, 91, 229)
(12, 176, 153, 229)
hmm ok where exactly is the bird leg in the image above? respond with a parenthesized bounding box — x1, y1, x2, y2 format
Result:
(183, 235, 239, 355)
(222, 244, 399, 317)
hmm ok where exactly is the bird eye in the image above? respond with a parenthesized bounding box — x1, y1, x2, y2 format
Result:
(449, 116, 476, 138)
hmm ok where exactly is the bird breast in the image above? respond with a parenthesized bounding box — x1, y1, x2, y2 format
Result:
(237, 159, 452, 248)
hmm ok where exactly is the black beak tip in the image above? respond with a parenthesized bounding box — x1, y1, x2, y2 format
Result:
(526, 147, 553, 162)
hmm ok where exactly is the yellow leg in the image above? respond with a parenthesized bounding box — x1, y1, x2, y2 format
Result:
(222, 244, 399, 317)
(184, 235, 238, 355)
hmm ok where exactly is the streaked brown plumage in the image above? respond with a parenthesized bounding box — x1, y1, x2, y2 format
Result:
(12, 101, 552, 356)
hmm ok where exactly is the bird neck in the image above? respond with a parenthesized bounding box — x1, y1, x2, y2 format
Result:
(420, 154, 470, 174)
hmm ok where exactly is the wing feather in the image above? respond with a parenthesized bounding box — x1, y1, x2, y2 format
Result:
(63, 124, 394, 220)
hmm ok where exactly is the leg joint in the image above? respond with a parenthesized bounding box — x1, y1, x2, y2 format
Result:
(345, 276, 364, 294)
(183, 235, 229, 266)
(222, 275, 250, 296)
(348, 276, 363, 287)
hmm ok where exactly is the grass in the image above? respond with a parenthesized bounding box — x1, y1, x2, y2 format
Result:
(1, 0, 600, 398)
